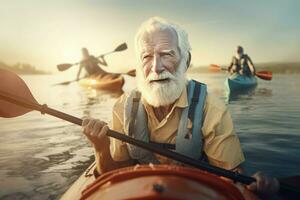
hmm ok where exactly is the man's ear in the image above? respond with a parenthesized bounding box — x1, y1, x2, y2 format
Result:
(186, 52, 191, 69)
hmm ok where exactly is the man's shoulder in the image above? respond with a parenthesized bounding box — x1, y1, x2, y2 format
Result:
(243, 54, 250, 59)
(113, 89, 139, 114)
(113, 93, 127, 112)
(204, 92, 227, 112)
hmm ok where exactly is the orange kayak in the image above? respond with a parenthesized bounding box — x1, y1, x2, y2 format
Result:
(60, 163, 260, 200)
(78, 74, 125, 92)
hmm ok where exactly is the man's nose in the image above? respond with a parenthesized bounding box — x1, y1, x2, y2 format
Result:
(152, 55, 164, 74)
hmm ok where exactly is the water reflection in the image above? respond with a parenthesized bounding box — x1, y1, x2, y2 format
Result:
(225, 86, 257, 103)
(1, 73, 299, 200)
(255, 88, 273, 97)
(225, 86, 273, 103)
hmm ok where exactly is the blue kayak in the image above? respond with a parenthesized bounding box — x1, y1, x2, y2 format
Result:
(225, 74, 257, 93)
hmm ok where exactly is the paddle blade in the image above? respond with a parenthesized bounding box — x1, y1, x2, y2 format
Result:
(255, 71, 272, 80)
(114, 43, 128, 52)
(57, 63, 73, 71)
(209, 64, 222, 72)
(0, 69, 38, 117)
(126, 69, 136, 77)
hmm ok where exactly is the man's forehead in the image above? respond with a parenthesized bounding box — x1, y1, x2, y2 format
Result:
(139, 27, 178, 50)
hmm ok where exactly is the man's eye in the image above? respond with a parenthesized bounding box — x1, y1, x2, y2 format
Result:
(161, 53, 172, 57)
(143, 55, 152, 60)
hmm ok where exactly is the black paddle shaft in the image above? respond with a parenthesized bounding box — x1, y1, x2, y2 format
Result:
(0, 91, 299, 195)
(0, 91, 254, 183)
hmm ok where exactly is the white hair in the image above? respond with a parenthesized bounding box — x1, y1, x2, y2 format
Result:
(134, 17, 191, 107)
(134, 17, 191, 69)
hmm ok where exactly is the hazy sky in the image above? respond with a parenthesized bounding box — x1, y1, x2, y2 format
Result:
(0, 0, 299, 72)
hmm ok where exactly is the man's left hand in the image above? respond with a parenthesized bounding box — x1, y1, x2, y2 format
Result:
(247, 171, 279, 196)
(239, 69, 244, 75)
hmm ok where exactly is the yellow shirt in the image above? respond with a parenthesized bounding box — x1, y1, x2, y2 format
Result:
(109, 87, 245, 170)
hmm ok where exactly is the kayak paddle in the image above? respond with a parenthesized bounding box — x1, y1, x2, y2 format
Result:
(52, 69, 136, 86)
(209, 64, 273, 81)
(0, 68, 299, 198)
(57, 63, 78, 71)
(96, 43, 128, 58)
(57, 43, 128, 72)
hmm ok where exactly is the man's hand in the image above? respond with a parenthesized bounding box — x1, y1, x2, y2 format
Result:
(239, 69, 244, 75)
(247, 171, 279, 196)
(82, 117, 109, 150)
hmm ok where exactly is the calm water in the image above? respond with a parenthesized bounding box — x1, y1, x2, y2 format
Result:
(0, 73, 300, 199)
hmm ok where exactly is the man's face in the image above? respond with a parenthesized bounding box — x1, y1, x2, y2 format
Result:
(235, 47, 243, 58)
(136, 27, 187, 107)
(140, 28, 181, 79)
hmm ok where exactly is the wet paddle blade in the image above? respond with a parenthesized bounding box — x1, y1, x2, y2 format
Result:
(57, 63, 73, 71)
(0, 69, 37, 117)
(255, 71, 272, 80)
(114, 43, 127, 52)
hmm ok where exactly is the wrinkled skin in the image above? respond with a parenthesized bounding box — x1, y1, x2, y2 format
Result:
(136, 27, 187, 108)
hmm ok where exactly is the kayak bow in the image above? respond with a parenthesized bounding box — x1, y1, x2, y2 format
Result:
(225, 74, 257, 93)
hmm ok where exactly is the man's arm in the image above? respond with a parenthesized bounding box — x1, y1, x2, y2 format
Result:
(203, 96, 278, 196)
(228, 57, 234, 73)
(93, 134, 135, 174)
(246, 55, 255, 75)
(76, 64, 83, 80)
(82, 117, 134, 174)
(82, 95, 135, 174)
(228, 57, 237, 74)
(203, 96, 245, 170)
(97, 56, 108, 66)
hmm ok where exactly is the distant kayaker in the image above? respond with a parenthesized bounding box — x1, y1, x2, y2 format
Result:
(76, 48, 109, 80)
(82, 17, 279, 197)
(228, 46, 256, 76)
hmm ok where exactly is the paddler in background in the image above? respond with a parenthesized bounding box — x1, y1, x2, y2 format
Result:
(76, 48, 109, 80)
(228, 46, 256, 76)
(82, 17, 279, 197)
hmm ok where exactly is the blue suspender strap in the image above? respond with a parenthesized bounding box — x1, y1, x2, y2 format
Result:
(128, 91, 141, 137)
(188, 82, 200, 122)
(190, 81, 207, 157)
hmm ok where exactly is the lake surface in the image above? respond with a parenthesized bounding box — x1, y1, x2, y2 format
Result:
(0, 73, 300, 199)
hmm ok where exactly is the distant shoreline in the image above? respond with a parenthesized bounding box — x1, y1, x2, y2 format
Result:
(0, 61, 50, 75)
(1, 61, 299, 75)
(188, 62, 300, 74)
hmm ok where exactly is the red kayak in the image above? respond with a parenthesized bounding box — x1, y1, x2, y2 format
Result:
(60, 164, 260, 200)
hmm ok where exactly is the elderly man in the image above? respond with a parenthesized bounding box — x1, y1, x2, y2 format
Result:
(82, 17, 279, 196)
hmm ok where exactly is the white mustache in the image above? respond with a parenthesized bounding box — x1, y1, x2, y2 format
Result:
(146, 71, 176, 82)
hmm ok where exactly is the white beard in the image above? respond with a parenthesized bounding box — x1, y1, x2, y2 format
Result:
(137, 60, 187, 107)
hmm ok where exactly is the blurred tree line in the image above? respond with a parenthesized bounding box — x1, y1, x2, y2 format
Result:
(0, 61, 49, 74)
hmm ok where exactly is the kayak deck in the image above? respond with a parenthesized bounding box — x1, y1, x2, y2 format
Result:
(78, 74, 125, 92)
(225, 74, 257, 93)
(60, 164, 259, 200)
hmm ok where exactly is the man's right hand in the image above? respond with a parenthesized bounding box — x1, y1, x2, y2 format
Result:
(82, 117, 109, 150)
